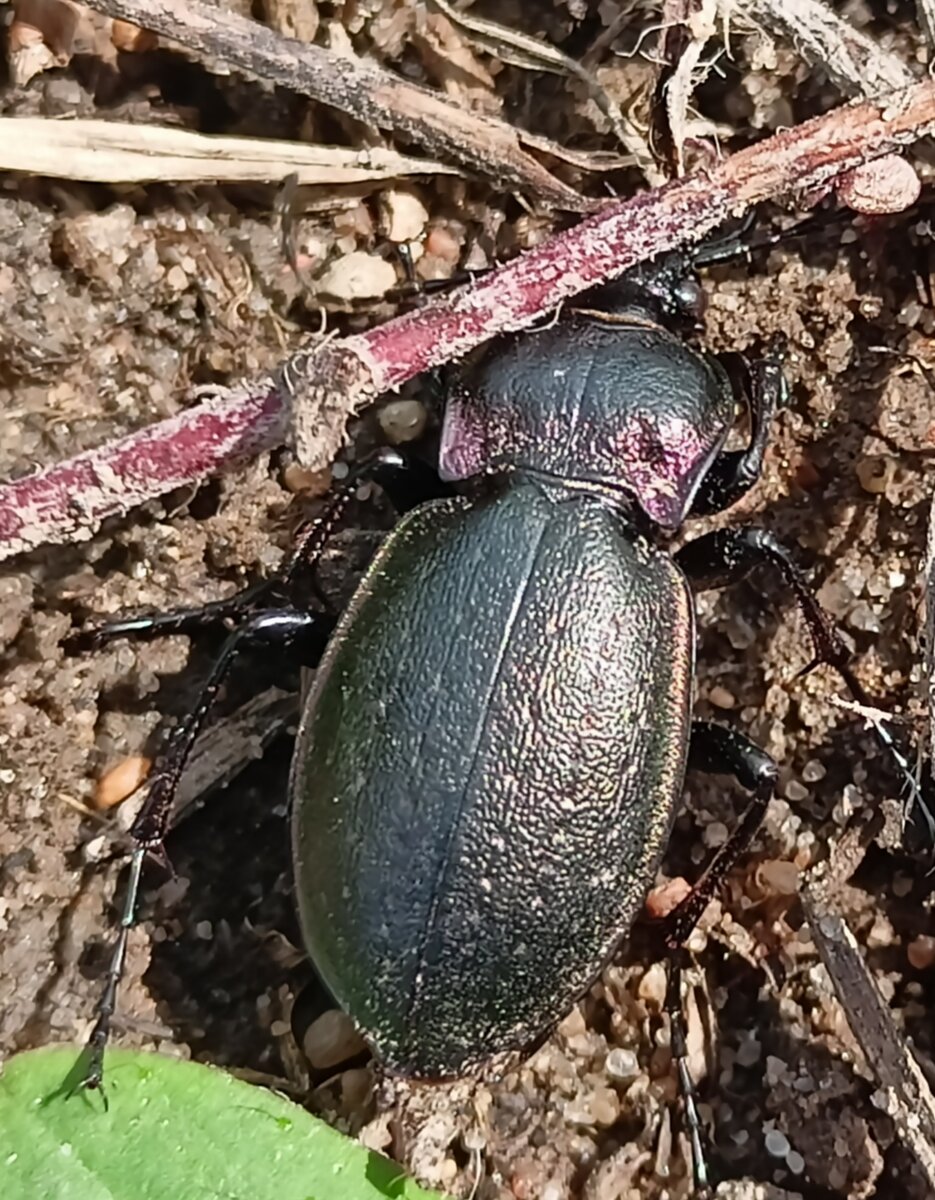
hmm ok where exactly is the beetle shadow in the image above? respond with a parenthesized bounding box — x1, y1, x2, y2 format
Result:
(678, 940, 929, 1197)
(80, 737, 308, 1079)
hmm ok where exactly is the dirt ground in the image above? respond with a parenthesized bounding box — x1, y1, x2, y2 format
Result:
(3, 2, 935, 1198)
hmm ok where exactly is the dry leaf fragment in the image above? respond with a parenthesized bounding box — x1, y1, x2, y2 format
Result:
(9, 0, 80, 85)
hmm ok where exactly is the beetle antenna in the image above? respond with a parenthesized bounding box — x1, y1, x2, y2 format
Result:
(692, 206, 850, 269)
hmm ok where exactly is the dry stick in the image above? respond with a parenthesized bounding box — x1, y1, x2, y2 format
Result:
(801, 828, 935, 1190)
(3, 80, 935, 561)
(725, 0, 914, 96)
(0, 118, 461, 186)
(83, 0, 587, 212)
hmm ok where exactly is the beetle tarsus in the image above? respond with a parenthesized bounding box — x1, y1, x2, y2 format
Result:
(665, 948, 712, 1196)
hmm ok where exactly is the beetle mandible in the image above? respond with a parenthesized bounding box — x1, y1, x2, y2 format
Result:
(70, 242, 861, 1176)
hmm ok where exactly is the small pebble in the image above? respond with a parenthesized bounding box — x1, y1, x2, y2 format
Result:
(94, 754, 151, 810)
(605, 1046, 639, 1081)
(638, 961, 667, 1009)
(836, 155, 922, 214)
(702, 820, 728, 849)
(907, 935, 935, 970)
(111, 18, 158, 52)
(377, 399, 428, 445)
(756, 859, 800, 896)
(735, 1036, 762, 1067)
(340, 1067, 372, 1111)
(644, 875, 691, 918)
(380, 189, 429, 244)
(589, 1086, 620, 1126)
(317, 251, 397, 304)
(786, 1149, 806, 1175)
(765, 1128, 790, 1158)
(282, 462, 332, 496)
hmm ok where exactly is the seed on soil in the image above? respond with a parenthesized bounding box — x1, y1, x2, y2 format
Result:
(93, 754, 151, 810)
(377, 399, 428, 445)
(856, 455, 893, 494)
(303, 1008, 367, 1070)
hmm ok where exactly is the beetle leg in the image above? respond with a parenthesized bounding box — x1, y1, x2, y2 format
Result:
(77, 608, 330, 1097)
(674, 525, 856, 683)
(665, 948, 712, 1197)
(369, 446, 455, 513)
(689, 356, 783, 517)
(64, 470, 368, 652)
(659, 722, 778, 1195)
(664, 721, 778, 949)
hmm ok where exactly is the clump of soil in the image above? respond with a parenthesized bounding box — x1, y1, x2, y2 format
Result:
(2, 3, 935, 1198)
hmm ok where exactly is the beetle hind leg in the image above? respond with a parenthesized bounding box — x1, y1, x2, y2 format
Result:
(659, 721, 778, 1194)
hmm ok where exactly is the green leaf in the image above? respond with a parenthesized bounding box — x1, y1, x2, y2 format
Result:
(0, 1047, 446, 1200)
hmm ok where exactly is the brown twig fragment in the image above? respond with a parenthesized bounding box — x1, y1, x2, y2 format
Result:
(83, 0, 589, 212)
(725, 0, 914, 97)
(3, 80, 935, 561)
(802, 834, 935, 1191)
(427, 0, 661, 183)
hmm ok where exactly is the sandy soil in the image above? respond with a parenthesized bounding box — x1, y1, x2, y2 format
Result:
(2, 3, 935, 1198)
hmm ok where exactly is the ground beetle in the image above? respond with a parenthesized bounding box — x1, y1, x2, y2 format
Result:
(69, 239, 865, 1188)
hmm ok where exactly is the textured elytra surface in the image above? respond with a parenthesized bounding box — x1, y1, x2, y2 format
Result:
(293, 481, 692, 1076)
(3, 3, 935, 1199)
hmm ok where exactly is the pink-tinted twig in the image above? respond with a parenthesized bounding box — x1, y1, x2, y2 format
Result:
(0, 385, 286, 560)
(3, 80, 935, 563)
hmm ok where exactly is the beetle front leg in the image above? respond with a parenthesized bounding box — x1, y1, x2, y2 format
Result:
(661, 721, 778, 1196)
(690, 356, 783, 518)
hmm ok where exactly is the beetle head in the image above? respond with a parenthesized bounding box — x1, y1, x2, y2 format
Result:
(574, 252, 707, 333)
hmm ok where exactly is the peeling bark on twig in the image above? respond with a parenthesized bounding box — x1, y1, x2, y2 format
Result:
(83, 0, 589, 211)
(725, 0, 915, 96)
(3, 79, 935, 562)
(0, 384, 287, 560)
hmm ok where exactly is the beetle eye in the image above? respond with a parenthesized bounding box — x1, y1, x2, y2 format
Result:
(673, 278, 706, 320)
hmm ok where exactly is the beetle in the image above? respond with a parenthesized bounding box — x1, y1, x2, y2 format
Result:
(69, 243, 861, 1185)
